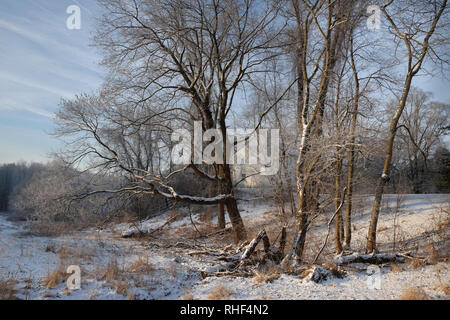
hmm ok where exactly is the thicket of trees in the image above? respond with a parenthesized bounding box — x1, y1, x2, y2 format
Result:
(0, 162, 44, 212)
(0, 161, 208, 228)
(3, 0, 449, 262)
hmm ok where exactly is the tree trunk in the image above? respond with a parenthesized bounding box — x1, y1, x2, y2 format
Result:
(335, 156, 343, 254)
(217, 165, 226, 229)
(366, 74, 413, 253)
(225, 197, 246, 243)
(221, 164, 246, 243)
(368, 0, 448, 252)
(344, 33, 359, 248)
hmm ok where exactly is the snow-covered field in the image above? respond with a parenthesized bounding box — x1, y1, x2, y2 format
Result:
(0, 193, 449, 300)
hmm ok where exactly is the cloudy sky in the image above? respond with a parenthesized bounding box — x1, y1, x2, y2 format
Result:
(0, 0, 104, 164)
(0, 1, 449, 164)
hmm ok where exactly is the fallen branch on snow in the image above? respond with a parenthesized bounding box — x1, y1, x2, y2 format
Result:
(333, 252, 406, 265)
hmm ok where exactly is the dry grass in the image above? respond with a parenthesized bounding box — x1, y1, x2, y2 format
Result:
(126, 290, 136, 300)
(432, 268, 450, 296)
(127, 256, 154, 273)
(43, 262, 67, 289)
(425, 245, 443, 265)
(206, 285, 232, 300)
(100, 258, 136, 298)
(181, 289, 194, 300)
(43, 245, 94, 289)
(253, 266, 280, 283)
(434, 282, 450, 296)
(433, 202, 450, 230)
(398, 287, 431, 300)
(389, 263, 404, 273)
(408, 257, 426, 269)
(102, 258, 121, 282)
(0, 277, 18, 300)
(111, 280, 128, 295)
(57, 245, 95, 265)
(198, 207, 215, 223)
(377, 225, 389, 232)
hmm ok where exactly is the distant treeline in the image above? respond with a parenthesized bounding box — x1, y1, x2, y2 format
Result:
(1, 146, 449, 215)
(0, 162, 44, 211)
(0, 160, 210, 230)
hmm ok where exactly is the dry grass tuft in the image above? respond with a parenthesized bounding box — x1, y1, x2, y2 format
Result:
(0, 278, 18, 300)
(128, 256, 154, 273)
(398, 287, 431, 300)
(253, 266, 280, 283)
(110, 280, 128, 295)
(126, 290, 136, 300)
(426, 246, 441, 265)
(207, 285, 232, 300)
(103, 258, 121, 282)
(408, 257, 425, 269)
(435, 282, 450, 296)
(181, 289, 194, 300)
(43, 263, 66, 289)
(389, 263, 404, 273)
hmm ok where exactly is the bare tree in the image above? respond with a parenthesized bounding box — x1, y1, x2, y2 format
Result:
(56, 0, 286, 243)
(366, 0, 448, 253)
(396, 88, 449, 192)
(282, 0, 362, 265)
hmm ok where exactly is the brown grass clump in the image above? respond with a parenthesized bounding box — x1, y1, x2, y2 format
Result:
(206, 285, 232, 300)
(398, 287, 431, 300)
(128, 256, 154, 273)
(408, 257, 426, 269)
(435, 282, 450, 296)
(103, 258, 121, 282)
(253, 266, 280, 283)
(181, 289, 194, 300)
(426, 246, 441, 265)
(111, 280, 128, 295)
(0, 278, 18, 300)
(389, 263, 404, 273)
(126, 290, 136, 300)
(43, 263, 66, 288)
(432, 268, 450, 296)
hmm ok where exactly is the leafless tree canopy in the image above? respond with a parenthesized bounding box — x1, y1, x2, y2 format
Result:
(16, 0, 445, 261)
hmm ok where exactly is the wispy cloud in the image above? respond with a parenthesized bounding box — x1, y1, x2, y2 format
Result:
(0, 0, 103, 163)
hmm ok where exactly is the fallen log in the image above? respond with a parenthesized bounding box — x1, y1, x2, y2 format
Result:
(121, 215, 176, 238)
(334, 252, 406, 265)
(240, 230, 270, 261)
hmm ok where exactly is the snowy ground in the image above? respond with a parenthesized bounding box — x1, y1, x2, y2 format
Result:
(0, 192, 449, 300)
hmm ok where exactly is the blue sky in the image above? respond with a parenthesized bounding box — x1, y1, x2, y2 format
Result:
(0, 1, 448, 164)
(0, 0, 104, 164)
